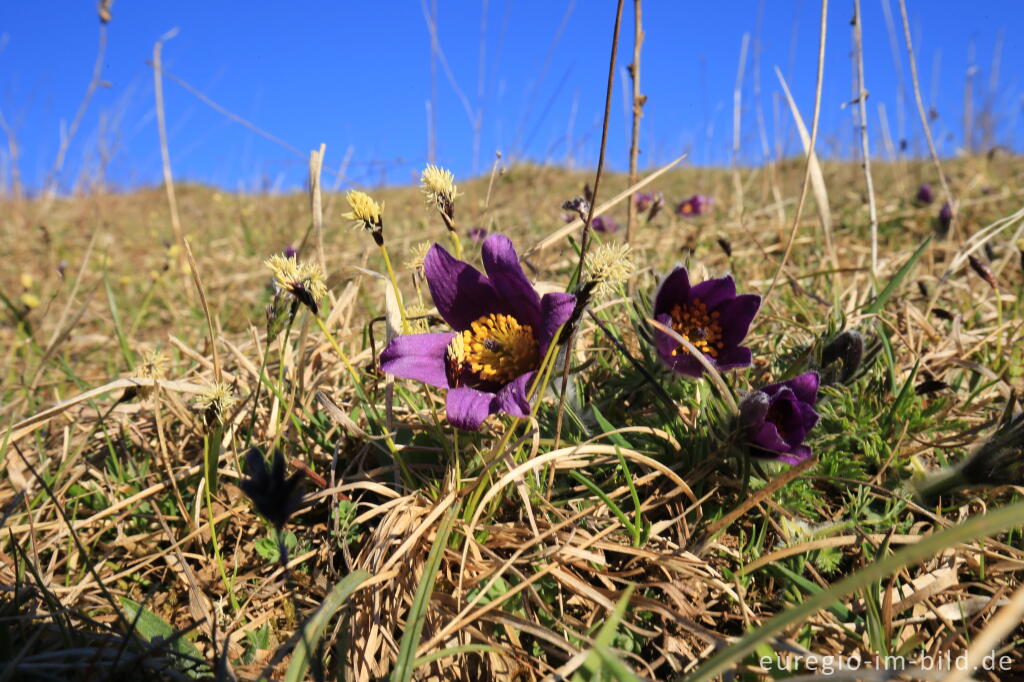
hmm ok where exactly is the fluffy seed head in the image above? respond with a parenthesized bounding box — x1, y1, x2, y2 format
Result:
(421, 164, 457, 219)
(134, 349, 170, 399)
(584, 242, 635, 300)
(194, 382, 238, 425)
(265, 254, 328, 315)
(404, 241, 433, 274)
(343, 190, 384, 232)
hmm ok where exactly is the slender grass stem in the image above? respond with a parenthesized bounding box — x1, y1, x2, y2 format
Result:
(378, 243, 411, 334)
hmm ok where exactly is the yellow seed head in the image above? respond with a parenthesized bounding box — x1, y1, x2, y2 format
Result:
(264, 254, 328, 314)
(584, 242, 635, 300)
(403, 241, 434, 273)
(343, 190, 384, 232)
(134, 349, 171, 399)
(421, 164, 457, 222)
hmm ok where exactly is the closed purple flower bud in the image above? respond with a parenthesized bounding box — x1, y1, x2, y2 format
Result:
(283, 244, 299, 259)
(937, 202, 953, 235)
(240, 448, 305, 530)
(646, 192, 665, 223)
(652, 267, 760, 378)
(739, 372, 821, 464)
(915, 183, 934, 205)
(467, 226, 488, 244)
(591, 216, 619, 234)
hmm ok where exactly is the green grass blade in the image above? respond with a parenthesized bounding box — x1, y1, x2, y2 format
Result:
(684, 498, 1024, 681)
(390, 502, 461, 682)
(864, 235, 932, 315)
(282, 569, 372, 682)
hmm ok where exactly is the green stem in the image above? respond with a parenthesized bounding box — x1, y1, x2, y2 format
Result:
(379, 243, 411, 334)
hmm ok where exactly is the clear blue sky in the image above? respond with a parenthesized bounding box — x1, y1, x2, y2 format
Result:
(1, 1, 1020, 193)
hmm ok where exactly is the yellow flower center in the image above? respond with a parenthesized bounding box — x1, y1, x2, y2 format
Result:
(669, 300, 724, 358)
(446, 313, 539, 387)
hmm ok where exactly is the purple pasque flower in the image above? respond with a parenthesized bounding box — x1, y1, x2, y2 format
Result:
(653, 267, 759, 377)
(467, 226, 488, 243)
(937, 201, 953, 234)
(916, 183, 934, 205)
(591, 215, 619, 233)
(739, 372, 821, 464)
(380, 234, 575, 430)
(677, 195, 711, 217)
(634, 192, 654, 212)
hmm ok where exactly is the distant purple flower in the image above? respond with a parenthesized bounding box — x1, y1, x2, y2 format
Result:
(380, 234, 575, 430)
(591, 216, 619, 233)
(283, 244, 299, 259)
(652, 267, 760, 378)
(634, 192, 654, 212)
(916, 183, 934, 205)
(739, 372, 821, 464)
(562, 212, 576, 223)
(938, 201, 953, 234)
(467, 226, 488, 243)
(677, 195, 711, 217)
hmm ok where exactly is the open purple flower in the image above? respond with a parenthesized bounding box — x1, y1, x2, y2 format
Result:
(653, 267, 759, 377)
(739, 372, 820, 464)
(916, 183, 934, 205)
(634, 192, 654, 212)
(677, 195, 711, 217)
(380, 234, 575, 430)
(592, 216, 619, 233)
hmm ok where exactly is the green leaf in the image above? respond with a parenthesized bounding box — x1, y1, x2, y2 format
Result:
(120, 597, 206, 679)
(282, 569, 372, 682)
(864, 235, 931, 315)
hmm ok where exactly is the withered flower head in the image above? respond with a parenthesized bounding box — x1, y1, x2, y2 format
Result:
(584, 242, 635, 301)
(240, 447, 304, 530)
(343, 190, 384, 238)
(264, 254, 328, 316)
(193, 382, 238, 426)
(421, 164, 458, 228)
(562, 196, 590, 221)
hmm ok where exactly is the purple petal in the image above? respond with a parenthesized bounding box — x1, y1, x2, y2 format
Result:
(662, 351, 706, 378)
(424, 244, 501, 331)
(446, 387, 494, 430)
(653, 267, 691, 317)
(751, 421, 789, 453)
(481, 234, 542, 331)
(795, 400, 821, 433)
(716, 294, 761, 345)
(714, 345, 753, 370)
(379, 333, 456, 388)
(690, 275, 736, 310)
(538, 292, 576, 355)
(494, 372, 534, 418)
(786, 371, 820, 405)
(777, 445, 812, 465)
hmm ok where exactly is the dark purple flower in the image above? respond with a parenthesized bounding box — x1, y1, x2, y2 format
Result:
(653, 267, 760, 377)
(380, 234, 575, 430)
(467, 226, 488, 244)
(634, 192, 654, 212)
(591, 216, 619, 233)
(283, 243, 299, 259)
(677, 195, 712, 217)
(937, 201, 953, 234)
(240, 448, 304, 530)
(739, 372, 821, 464)
(916, 183, 934, 205)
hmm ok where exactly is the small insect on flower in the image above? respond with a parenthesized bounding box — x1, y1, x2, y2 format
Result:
(344, 190, 385, 243)
(264, 254, 328, 316)
(915, 183, 934, 205)
(193, 381, 238, 426)
(421, 164, 458, 229)
(240, 447, 304, 531)
(739, 372, 821, 464)
(591, 216, 619, 234)
(652, 267, 760, 378)
(584, 242, 635, 301)
(467, 226, 488, 244)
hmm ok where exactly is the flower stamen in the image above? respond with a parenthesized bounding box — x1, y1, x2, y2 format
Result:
(446, 313, 539, 387)
(669, 300, 724, 358)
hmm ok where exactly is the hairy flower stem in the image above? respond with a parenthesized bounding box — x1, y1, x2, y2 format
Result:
(378, 243, 411, 334)
(203, 447, 240, 612)
(314, 315, 413, 486)
(448, 227, 464, 260)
